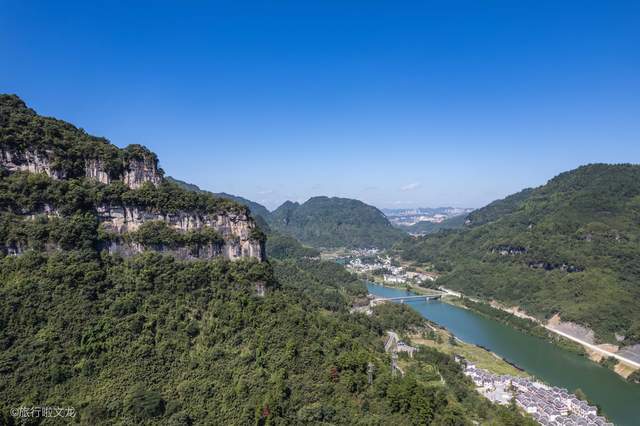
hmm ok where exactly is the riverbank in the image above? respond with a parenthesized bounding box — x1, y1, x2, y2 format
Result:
(437, 286, 640, 372)
(369, 282, 528, 375)
(445, 296, 588, 356)
(409, 326, 528, 378)
(397, 303, 612, 425)
(368, 283, 640, 426)
(369, 280, 640, 378)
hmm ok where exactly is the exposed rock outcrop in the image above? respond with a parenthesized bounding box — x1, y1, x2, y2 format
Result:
(528, 261, 583, 273)
(492, 245, 527, 256)
(0, 148, 263, 261)
(1, 205, 265, 261)
(0, 148, 66, 179)
(1, 147, 162, 189)
(121, 156, 162, 189)
(97, 206, 264, 261)
(0, 94, 264, 262)
(84, 159, 112, 185)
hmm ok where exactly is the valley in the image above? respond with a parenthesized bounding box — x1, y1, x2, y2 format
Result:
(4, 3, 638, 424)
(368, 284, 640, 426)
(1, 95, 638, 425)
(0, 95, 538, 425)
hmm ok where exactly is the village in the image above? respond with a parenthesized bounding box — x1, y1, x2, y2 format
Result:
(461, 362, 612, 426)
(344, 248, 629, 426)
(341, 248, 437, 285)
(381, 330, 614, 426)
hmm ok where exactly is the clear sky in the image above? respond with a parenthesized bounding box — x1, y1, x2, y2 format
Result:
(2, 1, 639, 210)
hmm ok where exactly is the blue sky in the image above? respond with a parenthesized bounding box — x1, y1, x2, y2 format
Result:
(2, 1, 639, 210)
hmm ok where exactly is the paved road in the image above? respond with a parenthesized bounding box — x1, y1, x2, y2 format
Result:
(440, 286, 640, 369)
(545, 325, 640, 369)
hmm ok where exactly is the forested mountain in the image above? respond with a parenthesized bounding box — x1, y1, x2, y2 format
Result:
(164, 177, 320, 260)
(0, 95, 265, 261)
(269, 196, 406, 249)
(0, 95, 533, 424)
(166, 179, 408, 250)
(395, 164, 640, 346)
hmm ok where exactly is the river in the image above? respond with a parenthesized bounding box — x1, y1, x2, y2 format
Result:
(368, 283, 640, 425)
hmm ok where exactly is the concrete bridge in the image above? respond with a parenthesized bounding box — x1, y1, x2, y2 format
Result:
(371, 293, 443, 306)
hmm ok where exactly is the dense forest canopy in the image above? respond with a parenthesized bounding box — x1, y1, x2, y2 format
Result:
(0, 94, 161, 180)
(395, 164, 640, 345)
(0, 247, 533, 424)
(169, 177, 408, 250)
(0, 94, 534, 424)
(268, 196, 406, 249)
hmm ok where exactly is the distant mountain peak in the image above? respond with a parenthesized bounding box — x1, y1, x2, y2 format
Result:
(270, 196, 405, 249)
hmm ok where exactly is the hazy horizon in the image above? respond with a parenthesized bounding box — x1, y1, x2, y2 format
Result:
(3, 1, 639, 210)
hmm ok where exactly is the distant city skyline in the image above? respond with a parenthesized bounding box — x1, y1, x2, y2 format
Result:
(2, 1, 639, 210)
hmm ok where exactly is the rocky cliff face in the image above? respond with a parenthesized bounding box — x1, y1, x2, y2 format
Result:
(1, 147, 162, 189)
(0, 148, 66, 179)
(1, 147, 263, 261)
(121, 157, 162, 189)
(2, 204, 265, 261)
(0, 94, 264, 262)
(97, 206, 264, 261)
(84, 159, 112, 185)
(1, 150, 264, 261)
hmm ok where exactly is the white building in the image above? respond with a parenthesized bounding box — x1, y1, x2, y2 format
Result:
(384, 275, 406, 284)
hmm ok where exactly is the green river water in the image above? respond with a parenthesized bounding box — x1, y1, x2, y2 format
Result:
(368, 283, 640, 425)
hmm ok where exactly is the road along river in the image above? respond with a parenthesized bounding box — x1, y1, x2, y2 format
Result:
(368, 283, 640, 426)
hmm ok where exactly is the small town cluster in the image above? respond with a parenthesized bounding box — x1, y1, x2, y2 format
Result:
(382, 207, 473, 227)
(461, 361, 613, 426)
(343, 249, 436, 284)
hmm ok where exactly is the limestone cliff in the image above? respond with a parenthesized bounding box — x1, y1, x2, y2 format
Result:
(0, 94, 265, 262)
(0, 148, 66, 179)
(97, 206, 264, 260)
(83, 155, 162, 189)
(2, 203, 265, 262)
(0, 146, 162, 189)
(1, 94, 162, 189)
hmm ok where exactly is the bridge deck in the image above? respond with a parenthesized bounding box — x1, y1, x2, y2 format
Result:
(373, 294, 443, 303)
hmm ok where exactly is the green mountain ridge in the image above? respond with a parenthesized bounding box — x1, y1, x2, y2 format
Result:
(395, 163, 640, 345)
(0, 94, 532, 425)
(167, 176, 407, 250)
(269, 196, 406, 249)
(164, 177, 320, 259)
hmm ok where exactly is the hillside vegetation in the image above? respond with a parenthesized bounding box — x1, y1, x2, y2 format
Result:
(0, 94, 533, 425)
(0, 94, 161, 180)
(166, 176, 272, 223)
(166, 179, 408, 250)
(396, 164, 640, 345)
(269, 196, 406, 249)
(0, 248, 532, 424)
